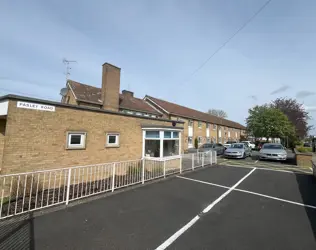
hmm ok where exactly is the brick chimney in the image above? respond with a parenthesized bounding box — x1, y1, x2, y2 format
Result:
(122, 90, 134, 98)
(101, 63, 121, 111)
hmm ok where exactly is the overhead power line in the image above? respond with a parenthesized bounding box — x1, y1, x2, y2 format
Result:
(182, 0, 273, 84)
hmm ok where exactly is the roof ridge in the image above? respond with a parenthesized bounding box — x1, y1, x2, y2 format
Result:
(146, 95, 245, 128)
(146, 95, 211, 114)
(68, 80, 101, 90)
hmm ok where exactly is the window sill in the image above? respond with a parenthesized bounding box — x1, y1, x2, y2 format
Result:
(106, 144, 120, 148)
(66, 147, 86, 150)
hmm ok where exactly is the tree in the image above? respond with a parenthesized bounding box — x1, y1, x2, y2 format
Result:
(271, 98, 312, 139)
(207, 109, 228, 118)
(240, 134, 248, 141)
(194, 137, 199, 149)
(246, 105, 295, 140)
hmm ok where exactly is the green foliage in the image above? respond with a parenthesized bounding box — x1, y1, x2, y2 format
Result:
(271, 98, 312, 139)
(296, 146, 312, 153)
(246, 105, 295, 139)
(194, 137, 199, 149)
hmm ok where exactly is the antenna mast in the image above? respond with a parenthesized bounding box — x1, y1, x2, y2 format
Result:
(63, 58, 77, 82)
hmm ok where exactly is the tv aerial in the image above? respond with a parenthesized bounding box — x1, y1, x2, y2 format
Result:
(63, 58, 77, 82)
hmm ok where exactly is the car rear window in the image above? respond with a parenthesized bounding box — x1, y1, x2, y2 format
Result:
(263, 144, 283, 149)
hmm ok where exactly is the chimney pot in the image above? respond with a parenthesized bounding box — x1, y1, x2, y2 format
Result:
(122, 90, 134, 98)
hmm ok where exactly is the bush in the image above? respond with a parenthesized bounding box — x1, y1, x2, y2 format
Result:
(296, 146, 312, 153)
(194, 138, 199, 149)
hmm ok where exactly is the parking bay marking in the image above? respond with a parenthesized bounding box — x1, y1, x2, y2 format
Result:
(155, 168, 256, 250)
(177, 175, 316, 210)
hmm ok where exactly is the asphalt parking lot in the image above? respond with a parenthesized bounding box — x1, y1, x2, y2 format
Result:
(1, 164, 316, 250)
(218, 149, 311, 173)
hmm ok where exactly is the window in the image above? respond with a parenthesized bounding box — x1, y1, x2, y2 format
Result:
(146, 131, 160, 138)
(198, 121, 202, 128)
(206, 137, 210, 143)
(188, 136, 193, 145)
(188, 120, 193, 127)
(67, 132, 86, 149)
(106, 133, 120, 147)
(144, 130, 181, 158)
(206, 123, 209, 129)
(173, 132, 179, 138)
(198, 136, 202, 144)
(164, 131, 172, 138)
(163, 140, 179, 157)
(213, 124, 217, 130)
(145, 140, 161, 157)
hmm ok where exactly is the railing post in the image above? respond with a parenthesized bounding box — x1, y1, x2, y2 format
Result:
(210, 151, 213, 165)
(215, 151, 217, 164)
(192, 154, 194, 170)
(65, 168, 72, 205)
(202, 153, 204, 167)
(180, 155, 182, 173)
(142, 158, 145, 184)
(163, 159, 166, 178)
(111, 163, 116, 192)
(197, 152, 200, 164)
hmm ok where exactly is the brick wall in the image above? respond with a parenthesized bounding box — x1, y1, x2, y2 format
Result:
(2, 100, 182, 174)
(0, 119, 6, 171)
(63, 90, 77, 105)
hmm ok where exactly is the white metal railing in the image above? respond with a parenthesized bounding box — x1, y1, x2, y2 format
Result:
(0, 151, 217, 219)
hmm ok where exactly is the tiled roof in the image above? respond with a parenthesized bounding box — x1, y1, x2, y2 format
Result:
(145, 95, 246, 130)
(68, 80, 161, 115)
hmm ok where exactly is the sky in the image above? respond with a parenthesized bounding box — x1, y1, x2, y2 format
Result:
(0, 0, 316, 133)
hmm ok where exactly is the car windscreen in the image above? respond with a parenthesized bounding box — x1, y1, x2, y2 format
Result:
(262, 144, 283, 149)
(230, 144, 244, 149)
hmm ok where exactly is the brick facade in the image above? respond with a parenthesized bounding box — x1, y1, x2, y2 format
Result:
(1, 99, 182, 174)
(0, 119, 5, 171)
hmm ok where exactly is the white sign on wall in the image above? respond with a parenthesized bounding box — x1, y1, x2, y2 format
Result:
(17, 101, 55, 112)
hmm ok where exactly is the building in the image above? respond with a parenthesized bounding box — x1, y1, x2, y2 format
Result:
(143, 96, 246, 148)
(0, 62, 245, 174)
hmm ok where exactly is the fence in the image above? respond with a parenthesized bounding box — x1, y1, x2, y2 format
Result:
(0, 151, 216, 220)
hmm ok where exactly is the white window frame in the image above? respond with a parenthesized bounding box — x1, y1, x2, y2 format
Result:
(142, 128, 182, 158)
(198, 121, 202, 129)
(188, 120, 193, 127)
(106, 133, 120, 148)
(198, 136, 202, 144)
(213, 124, 217, 130)
(206, 123, 209, 129)
(66, 132, 86, 149)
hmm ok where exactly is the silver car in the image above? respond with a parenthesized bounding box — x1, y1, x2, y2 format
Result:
(259, 143, 287, 161)
(224, 143, 252, 159)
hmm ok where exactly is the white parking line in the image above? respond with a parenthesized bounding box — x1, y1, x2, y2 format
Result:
(255, 160, 259, 163)
(177, 176, 316, 210)
(155, 168, 256, 250)
(220, 164, 296, 174)
(177, 176, 230, 189)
